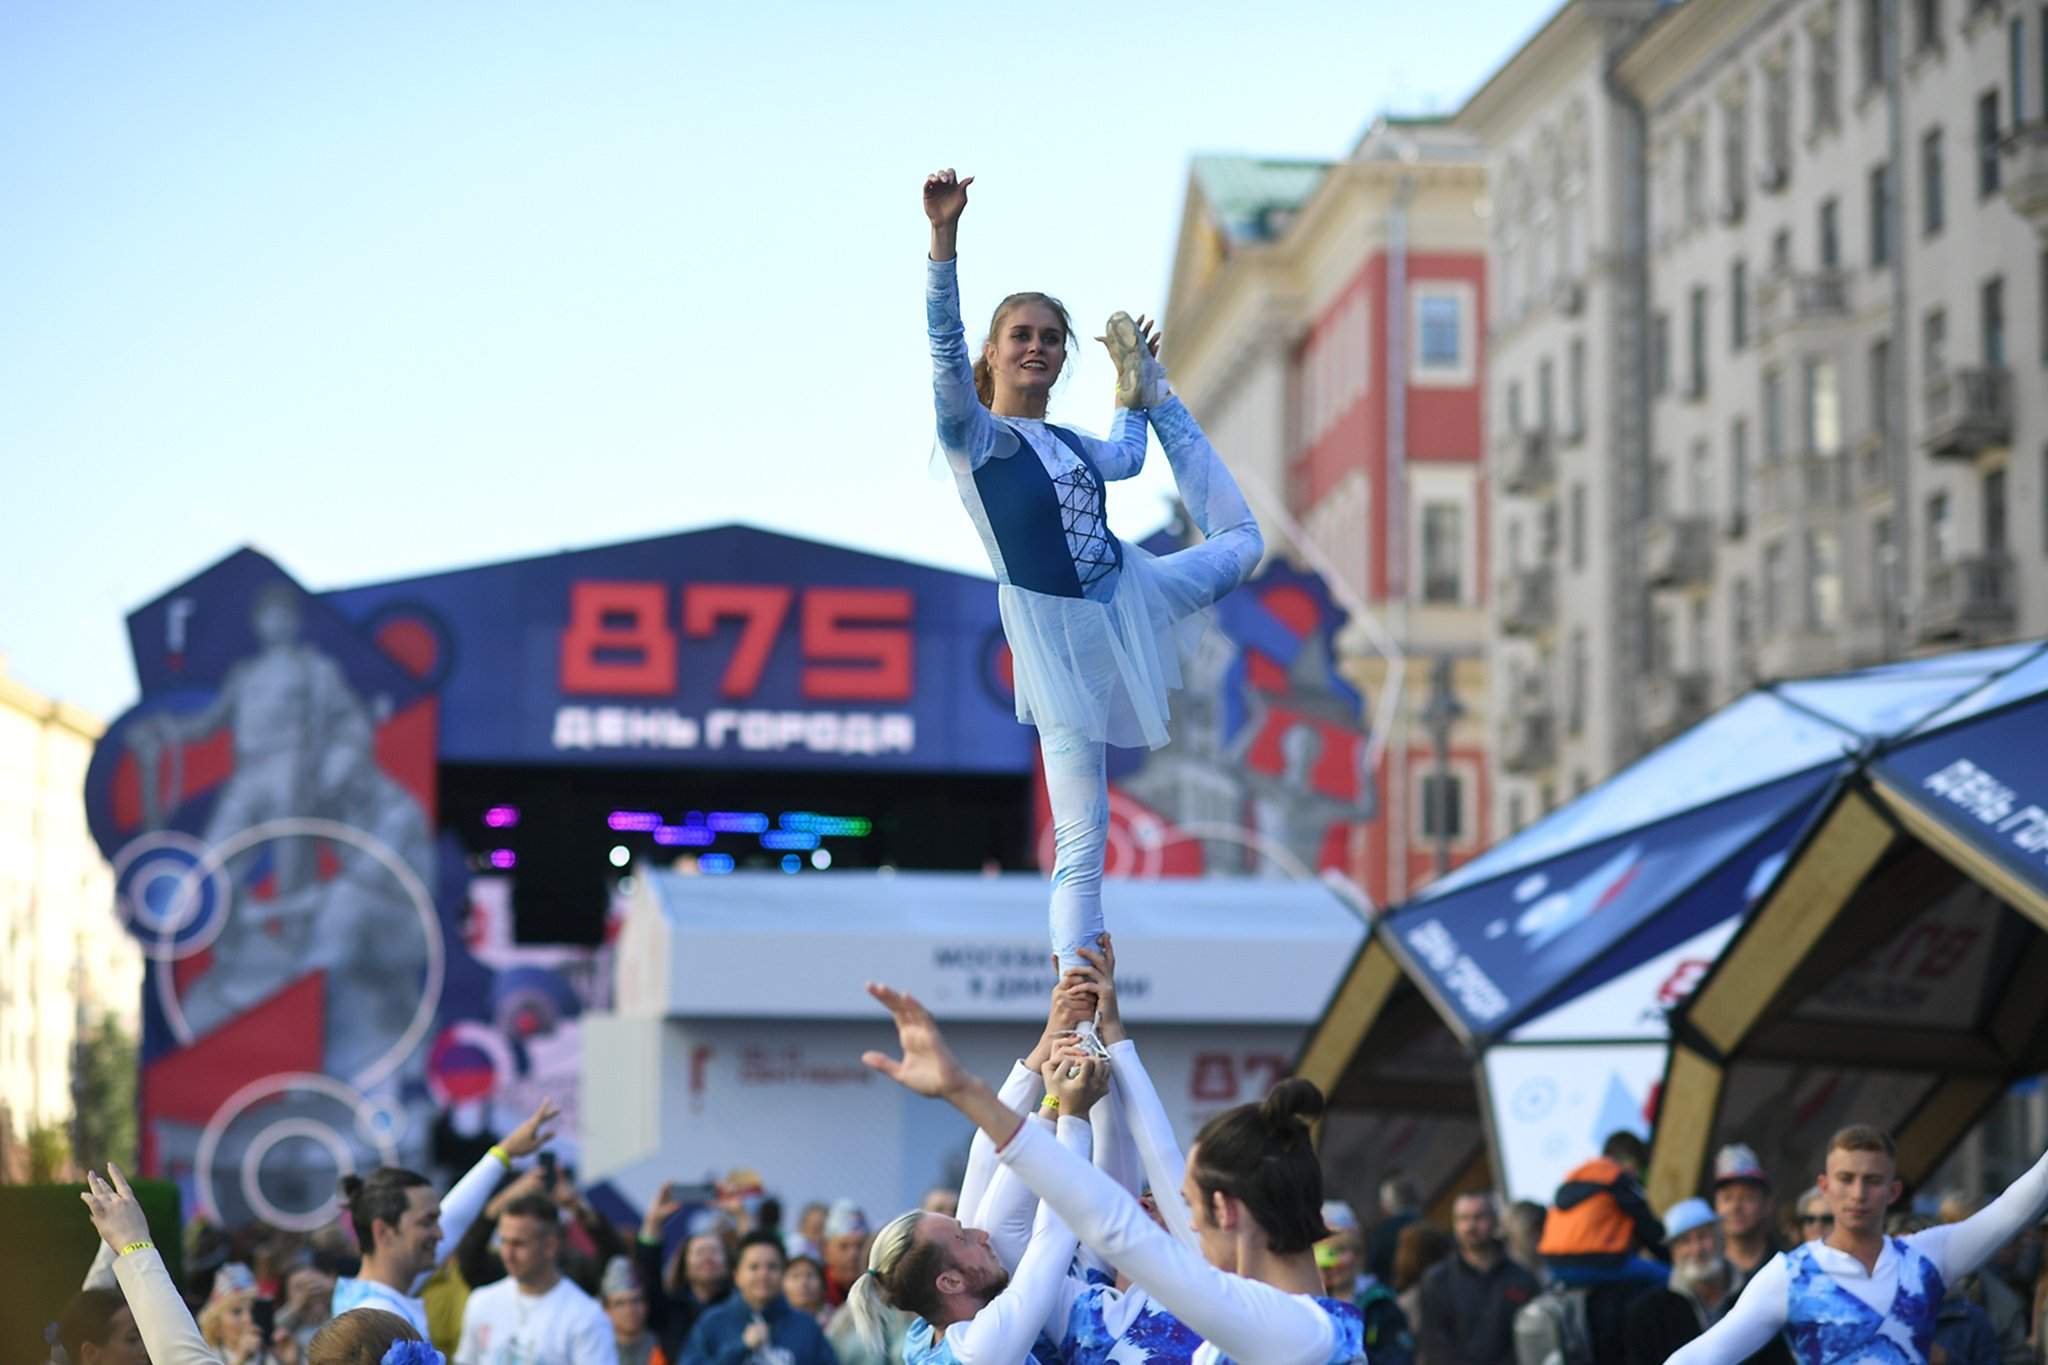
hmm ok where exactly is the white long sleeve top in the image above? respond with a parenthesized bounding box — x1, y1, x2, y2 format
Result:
(332, 1146, 513, 1331)
(912, 1116, 1094, 1365)
(996, 1121, 1354, 1365)
(111, 1246, 227, 1365)
(1668, 1146, 2048, 1365)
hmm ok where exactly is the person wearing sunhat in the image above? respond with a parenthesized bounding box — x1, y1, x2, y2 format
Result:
(602, 1256, 671, 1365)
(1711, 1145, 1782, 1293)
(1623, 1199, 1792, 1365)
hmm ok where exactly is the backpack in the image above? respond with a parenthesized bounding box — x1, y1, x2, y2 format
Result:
(1514, 1287, 1595, 1365)
(1355, 1284, 1414, 1365)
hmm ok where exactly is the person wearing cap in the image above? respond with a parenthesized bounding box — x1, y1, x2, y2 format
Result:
(603, 1256, 671, 1365)
(1622, 1199, 1793, 1365)
(1711, 1145, 1782, 1293)
(199, 1263, 299, 1364)
(1420, 1192, 1540, 1365)
(819, 1202, 872, 1310)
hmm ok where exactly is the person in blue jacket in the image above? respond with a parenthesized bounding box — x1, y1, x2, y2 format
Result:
(682, 1232, 838, 1365)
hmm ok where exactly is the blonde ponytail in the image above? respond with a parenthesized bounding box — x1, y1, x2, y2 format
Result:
(845, 1209, 935, 1356)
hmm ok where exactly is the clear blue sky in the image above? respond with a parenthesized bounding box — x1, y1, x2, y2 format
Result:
(2, 0, 1558, 719)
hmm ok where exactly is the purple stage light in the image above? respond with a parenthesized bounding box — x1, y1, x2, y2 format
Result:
(488, 849, 517, 869)
(707, 811, 769, 834)
(607, 810, 662, 832)
(653, 824, 715, 847)
(484, 805, 521, 829)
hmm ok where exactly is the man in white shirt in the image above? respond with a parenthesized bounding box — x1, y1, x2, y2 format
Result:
(457, 1193, 619, 1365)
(1667, 1124, 2048, 1365)
(333, 1098, 561, 1335)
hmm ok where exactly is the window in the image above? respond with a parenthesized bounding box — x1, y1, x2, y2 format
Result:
(1541, 498, 1560, 556)
(1928, 491, 1953, 564)
(1689, 286, 1709, 397)
(1689, 597, 1711, 669)
(1772, 227, 1793, 271)
(1723, 94, 1749, 220)
(1807, 528, 1844, 628)
(1570, 482, 1587, 570)
(2041, 249, 2048, 365)
(1915, 0, 1942, 52)
(1870, 337, 1892, 436)
(1569, 629, 1589, 734)
(2013, 15, 2028, 126)
(1414, 285, 1475, 384)
(1732, 259, 1749, 349)
(1733, 578, 1756, 656)
(1805, 357, 1842, 456)
(1764, 367, 1786, 461)
(1980, 90, 2003, 197)
(1986, 467, 2009, 553)
(1690, 438, 1714, 514)
(1862, 0, 1886, 88)
(1418, 773, 1465, 842)
(1651, 608, 1675, 676)
(1649, 456, 1673, 517)
(1507, 519, 1525, 570)
(1820, 197, 1841, 268)
(1765, 56, 1794, 181)
(1925, 307, 1949, 379)
(1731, 417, 1752, 530)
(1984, 275, 2007, 368)
(1923, 127, 1947, 235)
(1421, 502, 1464, 603)
(1871, 162, 1893, 265)
(1683, 128, 1707, 227)
(1507, 379, 1525, 433)
(1568, 336, 1587, 437)
(1652, 311, 1672, 394)
(1508, 792, 1527, 836)
(1764, 540, 1788, 634)
(1538, 356, 1556, 432)
(1812, 21, 1841, 135)
(1873, 514, 1896, 609)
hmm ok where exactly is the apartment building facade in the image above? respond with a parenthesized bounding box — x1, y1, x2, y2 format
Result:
(0, 660, 139, 1150)
(1164, 119, 1495, 907)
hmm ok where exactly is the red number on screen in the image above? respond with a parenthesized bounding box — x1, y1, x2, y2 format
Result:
(684, 585, 795, 698)
(559, 582, 679, 695)
(802, 589, 913, 701)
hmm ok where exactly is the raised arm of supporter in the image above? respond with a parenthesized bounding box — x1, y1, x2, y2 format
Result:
(862, 987, 1338, 1365)
(943, 1059, 1103, 1365)
(637, 1180, 687, 1335)
(1078, 943, 1198, 1252)
(1917, 1146, 2048, 1283)
(1664, 1256, 1793, 1365)
(980, 1118, 1052, 1272)
(439, 1098, 560, 1268)
(81, 1164, 227, 1365)
(961, 968, 1093, 1228)
(82, 1237, 120, 1292)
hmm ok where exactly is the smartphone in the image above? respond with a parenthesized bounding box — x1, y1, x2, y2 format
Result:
(538, 1150, 558, 1182)
(252, 1298, 277, 1338)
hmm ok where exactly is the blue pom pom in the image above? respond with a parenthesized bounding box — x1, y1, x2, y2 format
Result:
(381, 1343, 446, 1365)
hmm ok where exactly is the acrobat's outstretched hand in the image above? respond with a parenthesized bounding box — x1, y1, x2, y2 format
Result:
(923, 169, 973, 227)
(863, 981, 973, 1098)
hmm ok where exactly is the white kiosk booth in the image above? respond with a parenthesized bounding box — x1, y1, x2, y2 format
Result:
(580, 870, 1368, 1219)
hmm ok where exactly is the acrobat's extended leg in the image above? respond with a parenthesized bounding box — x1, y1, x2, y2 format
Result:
(1149, 395, 1264, 608)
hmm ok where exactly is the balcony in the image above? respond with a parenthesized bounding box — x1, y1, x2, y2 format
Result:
(1761, 449, 1851, 519)
(1643, 515, 1714, 588)
(1758, 627, 1848, 679)
(1498, 429, 1556, 495)
(1501, 708, 1557, 775)
(1923, 368, 2013, 457)
(1642, 669, 1712, 742)
(1756, 269, 1852, 338)
(1917, 555, 2019, 643)
(1499, 566, 1557, 636)
(2004, 123, 2048, 240)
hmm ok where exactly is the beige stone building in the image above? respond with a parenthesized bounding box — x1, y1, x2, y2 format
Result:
(0, 658, 140, 1153)
(1164, 118, 1497, 907)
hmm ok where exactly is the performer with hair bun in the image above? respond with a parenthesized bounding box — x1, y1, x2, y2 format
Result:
(863, 978, 1365, 1365)
(922, 167, 1263, 1056)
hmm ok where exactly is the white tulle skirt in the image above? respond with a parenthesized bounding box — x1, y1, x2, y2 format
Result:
(1000, 538, 1223, 751)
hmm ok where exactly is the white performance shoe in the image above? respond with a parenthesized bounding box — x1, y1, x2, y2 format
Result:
(1102, 311, 1170, 410)
(1066, 1017, 1114, 1076)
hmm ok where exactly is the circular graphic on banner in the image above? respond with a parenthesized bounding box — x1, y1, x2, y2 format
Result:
(427, 1021, 515, 1107)
(364, 603, 457, 689)
(1511, 1077, 1559, 1123)
(111, 831, 235, 961)
(151, 817, 444, 1093)
(194, 1072, 400, 1232)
